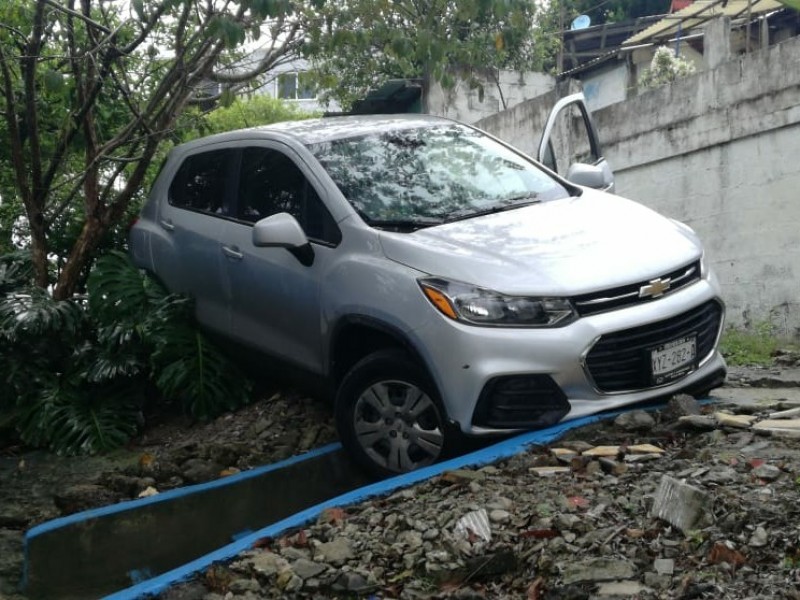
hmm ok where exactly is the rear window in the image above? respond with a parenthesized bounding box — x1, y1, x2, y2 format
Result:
(168, 150, 229, 214)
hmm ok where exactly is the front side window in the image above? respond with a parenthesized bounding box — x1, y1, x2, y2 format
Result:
(309, 123, 570, 229)
(237, 147, 340, 244)
(168, 149, 230, 214)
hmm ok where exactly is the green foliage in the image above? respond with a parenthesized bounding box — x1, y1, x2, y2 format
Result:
(720, 322, 780, 366)
(303, 0, 552, 109)
(0, 0, 304, 299)
(0, 250, 253, 455)
(183, 94, 318, 143)
(639, 46, 697, 89)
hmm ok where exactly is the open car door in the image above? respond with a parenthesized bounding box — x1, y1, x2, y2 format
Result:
(537, 92, 615, 193)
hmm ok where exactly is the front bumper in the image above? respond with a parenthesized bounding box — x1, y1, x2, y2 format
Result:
(409, 277, 726, 436)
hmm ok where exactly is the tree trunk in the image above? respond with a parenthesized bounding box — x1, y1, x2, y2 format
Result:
(29, 214, 50, 289)
(52, 216, 104, 300)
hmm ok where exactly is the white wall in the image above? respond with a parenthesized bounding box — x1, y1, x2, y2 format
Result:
(476, 33, 800, 336)
(580, 60, 628, 111)
(428, 70, 555, 124)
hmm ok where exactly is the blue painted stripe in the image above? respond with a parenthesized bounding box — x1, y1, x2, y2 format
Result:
(25, 442, 342, 540)
(102, 412, 618, 600)
(21, 442, 342, 590)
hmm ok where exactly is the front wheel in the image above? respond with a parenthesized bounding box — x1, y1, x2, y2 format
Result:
(335, 349, 451, 478)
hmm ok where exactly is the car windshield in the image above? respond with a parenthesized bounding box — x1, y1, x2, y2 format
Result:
(308, 123, 570, 229)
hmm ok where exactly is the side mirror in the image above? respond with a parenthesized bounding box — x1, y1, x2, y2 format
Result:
(565, 162, 615, 192)
(252, 212, 314, 266)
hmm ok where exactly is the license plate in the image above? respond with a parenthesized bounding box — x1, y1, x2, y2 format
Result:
(650, 336, 696, 384)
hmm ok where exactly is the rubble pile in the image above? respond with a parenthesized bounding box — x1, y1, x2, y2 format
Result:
(164, 395, 800, 600)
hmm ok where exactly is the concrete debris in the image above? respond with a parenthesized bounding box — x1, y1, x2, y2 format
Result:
(313, 537, 354, 566)
(596, 580, 648, 596)
(529, 466, 570, 476)
(136, 486, 158, 498)
(678, 415, 718, 430)
(753, 418, 800, 431)
(714, 412, 758, 428)
(454, 509, 492, 543)
(650, 475, 709, 532)
(581, 445, 620, 457)
(748, 526, 769, 547)
(613, 410, 656, 431)
(561, 558, 637, 584)
(627, 443, 665, 454)
(664, 394, 703, 418)
(549, 448, 577, 458)
(290, 558, 327, 580)
(7, 372, 800, 600)
(751, 463, 782, 481)
(768, 406, 800, 419)
(653, 558, 675, 575)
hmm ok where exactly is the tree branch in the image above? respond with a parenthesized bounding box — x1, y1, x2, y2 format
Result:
(42, 0, 112, 35)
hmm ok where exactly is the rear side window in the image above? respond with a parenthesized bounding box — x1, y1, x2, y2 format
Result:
(169, 149, 230, 214)
(237, 147, 341, 245)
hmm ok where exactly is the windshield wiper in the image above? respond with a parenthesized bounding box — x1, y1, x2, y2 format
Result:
(366, 216, 444, 232)
(443, 193, 540, 223)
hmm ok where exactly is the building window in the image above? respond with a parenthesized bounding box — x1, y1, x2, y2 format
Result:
(277, 72, 316, 100)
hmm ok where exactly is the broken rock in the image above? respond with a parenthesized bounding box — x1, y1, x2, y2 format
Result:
(561, 558, 636, 585)
(752, 463, 782, 481)
(314, 537, 354, 566)
(714, 412, 757, 428)
(650, 475, 709, 532)
(613, 410, 656, 432)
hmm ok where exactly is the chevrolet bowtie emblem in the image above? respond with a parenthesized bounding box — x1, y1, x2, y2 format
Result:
(639, 277, 671, 298)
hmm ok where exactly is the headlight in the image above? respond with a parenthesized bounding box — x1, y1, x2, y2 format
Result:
(419, 278, 576, 327)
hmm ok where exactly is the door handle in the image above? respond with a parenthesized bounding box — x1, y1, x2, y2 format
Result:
(222, 245, 243, 260)
(159, 219, 175, 232)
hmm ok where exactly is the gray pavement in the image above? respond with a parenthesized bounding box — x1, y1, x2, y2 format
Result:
(712, 365, 800, 407)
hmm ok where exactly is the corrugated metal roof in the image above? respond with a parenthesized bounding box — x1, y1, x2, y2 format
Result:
(623, 0, 785, 46)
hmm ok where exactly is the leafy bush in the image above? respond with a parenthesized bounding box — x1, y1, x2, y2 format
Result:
(639, 46, 696, 89)
(183, 94, 318, 143)
(0, 251, 253, 455)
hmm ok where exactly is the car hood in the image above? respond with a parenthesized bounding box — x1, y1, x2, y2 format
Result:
(378, 189, 702, 296)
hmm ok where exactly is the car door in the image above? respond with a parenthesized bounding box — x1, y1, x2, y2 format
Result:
(537, 92, 615, 192)
(218, 143, 342, 374)
(155, 147, 237, 334)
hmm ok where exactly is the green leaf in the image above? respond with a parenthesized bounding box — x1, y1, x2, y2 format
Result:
(0, 288, 85, 341)
(152, 325, 252, 420)
(220, 87, 236, 108)
(87, 250, 168, 326)
(17, 379, 141, 455)
(43, 70, 65, 94)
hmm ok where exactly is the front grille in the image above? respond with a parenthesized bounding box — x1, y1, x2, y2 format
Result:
(473, 375, 569, 429)
(573, 261, 701, 317)
(585, 299, 723, 393)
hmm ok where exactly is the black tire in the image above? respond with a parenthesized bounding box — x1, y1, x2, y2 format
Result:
(335, 349, 451, 478)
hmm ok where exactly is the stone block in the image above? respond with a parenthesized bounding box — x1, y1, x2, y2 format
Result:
(650, 475, 708, 532)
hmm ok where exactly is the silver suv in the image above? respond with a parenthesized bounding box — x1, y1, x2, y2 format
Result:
(130, 94, 726, 476)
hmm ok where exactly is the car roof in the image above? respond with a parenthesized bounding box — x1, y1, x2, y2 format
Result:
(177, 113, 461, 149)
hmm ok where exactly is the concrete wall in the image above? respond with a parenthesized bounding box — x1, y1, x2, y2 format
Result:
(428, 70, 555, 124)
(477, 34, 800, 336)
(581, 59, 629, 111)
